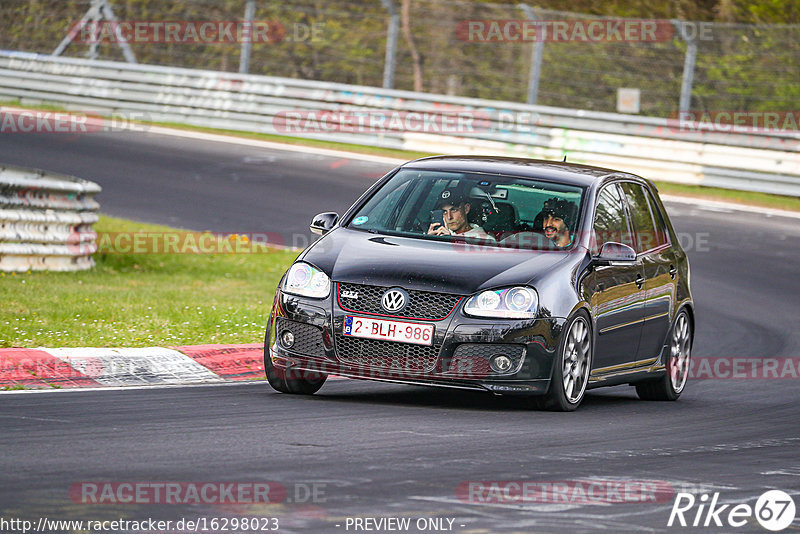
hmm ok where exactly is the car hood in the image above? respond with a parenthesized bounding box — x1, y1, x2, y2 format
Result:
(300, 228, 576, 295)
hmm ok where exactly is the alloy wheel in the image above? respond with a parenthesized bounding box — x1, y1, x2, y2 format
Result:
(669, 313, 691, 393)
(563, 316, 591, 403)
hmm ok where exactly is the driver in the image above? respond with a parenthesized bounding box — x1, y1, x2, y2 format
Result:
(428, 187, 491, 240)
(540, 197, 578, 248)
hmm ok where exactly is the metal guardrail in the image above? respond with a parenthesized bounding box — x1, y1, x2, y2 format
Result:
(0, 164, 101, 272)
(0, 50, 798, 196)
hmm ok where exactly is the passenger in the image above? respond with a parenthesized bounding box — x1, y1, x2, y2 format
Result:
(540, 197, 578, 248)
(427, 187, 492, 240)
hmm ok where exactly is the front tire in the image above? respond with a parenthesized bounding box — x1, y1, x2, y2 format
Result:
(265, 350, 327, 395)
(541, 312, 592, 412)
(636, 310, 692, 401)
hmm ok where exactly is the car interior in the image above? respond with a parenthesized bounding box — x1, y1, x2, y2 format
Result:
(349, 170, 583, 249)
(465, 186, 570, 244)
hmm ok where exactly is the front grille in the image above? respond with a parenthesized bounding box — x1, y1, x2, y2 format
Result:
(334, 333, 441, 373)
(445, 343, 526, 377)
(275, 318, 326, 358)
(337, 282, 461, 320)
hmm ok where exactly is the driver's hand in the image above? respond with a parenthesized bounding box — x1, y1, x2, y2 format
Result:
(428, 223, 449, 236)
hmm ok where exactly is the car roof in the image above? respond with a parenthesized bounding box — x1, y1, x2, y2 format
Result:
(401, 155, 642, 188)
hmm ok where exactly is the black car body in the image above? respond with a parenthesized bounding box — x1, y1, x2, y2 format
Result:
(265, 156, 694, 410)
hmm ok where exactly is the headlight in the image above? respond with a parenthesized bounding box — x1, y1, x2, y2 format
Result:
(282, 262, 331, 298)
(464, 287, 538, 319)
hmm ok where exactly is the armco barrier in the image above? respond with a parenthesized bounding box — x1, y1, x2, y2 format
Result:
(0, 164, 101, 271)
(0, 50, 798, 196)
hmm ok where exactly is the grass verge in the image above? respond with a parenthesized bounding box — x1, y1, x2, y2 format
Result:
(3, 99, 799, 212)
(0, 215, 298, 348)
(654, 181, 800, 212)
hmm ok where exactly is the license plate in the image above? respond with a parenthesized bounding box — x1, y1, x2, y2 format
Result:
(343, 316, 434, 346)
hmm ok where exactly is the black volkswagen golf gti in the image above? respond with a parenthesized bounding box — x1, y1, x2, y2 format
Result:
(265, 156, 694, 411)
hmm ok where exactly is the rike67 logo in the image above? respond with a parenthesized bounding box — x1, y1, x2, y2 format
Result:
(668, 490, 796, 531)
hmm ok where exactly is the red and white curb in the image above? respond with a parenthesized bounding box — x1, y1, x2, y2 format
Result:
(0, 344, 269, 390)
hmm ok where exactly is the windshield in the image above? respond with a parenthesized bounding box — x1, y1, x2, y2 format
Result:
(345, 169, 585, 250)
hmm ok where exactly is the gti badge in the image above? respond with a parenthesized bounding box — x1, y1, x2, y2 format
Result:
(341, 290, 359, 299)
(381, 288, 408, 313)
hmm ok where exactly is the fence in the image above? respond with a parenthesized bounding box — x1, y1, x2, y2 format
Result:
(1, 50, 798, 197)
(0, 164, 101, 272)
(0, 0, 798, 117)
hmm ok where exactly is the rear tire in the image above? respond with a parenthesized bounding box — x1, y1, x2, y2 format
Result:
(540, 311, 592, 412)
(265, 349, 327, 395)
(636, 310, 691, 401)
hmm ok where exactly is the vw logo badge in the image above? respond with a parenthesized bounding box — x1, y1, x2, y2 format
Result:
(381, 288, 408, 313)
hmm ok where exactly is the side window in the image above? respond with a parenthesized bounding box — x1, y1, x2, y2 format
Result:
(645, 190, 670, 247)
(620, 183, 658, 253)
(593, 184, 634, 253)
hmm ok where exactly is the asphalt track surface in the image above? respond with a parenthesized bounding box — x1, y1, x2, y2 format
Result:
(2, 129, 800, 533)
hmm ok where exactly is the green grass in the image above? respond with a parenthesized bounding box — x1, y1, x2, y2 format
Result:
(0, 215, 298, 348)
(3, 98, 799, 212)
(654, 181, 800, 212)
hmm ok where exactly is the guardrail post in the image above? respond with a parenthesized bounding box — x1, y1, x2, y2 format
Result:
(518, 4, 544, 106)
(379, 0, 399, 89)
(675, 20, 697, 114)
(239, 0, 257, 74)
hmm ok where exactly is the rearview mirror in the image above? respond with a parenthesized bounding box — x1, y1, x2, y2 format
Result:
(594, 242, 636, 265)
(310, 212, 339, 235)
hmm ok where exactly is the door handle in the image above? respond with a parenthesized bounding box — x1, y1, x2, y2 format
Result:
(635, 275, 644, 289)
(669, 265, 677, 280)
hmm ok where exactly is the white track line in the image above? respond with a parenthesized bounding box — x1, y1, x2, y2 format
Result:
(0, 379, 264, 394)
(143, 125, 405, 165)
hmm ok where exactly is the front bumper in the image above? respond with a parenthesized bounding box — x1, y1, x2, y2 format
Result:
(266, 288, 566, 395)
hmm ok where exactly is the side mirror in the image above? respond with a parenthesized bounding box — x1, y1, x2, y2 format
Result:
(593, 242, 636, 265)
(310, 212, 339, 235)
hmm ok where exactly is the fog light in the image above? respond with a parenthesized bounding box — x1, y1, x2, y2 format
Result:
(280, 330, 295, 349)
(490, 354, 513, 373)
